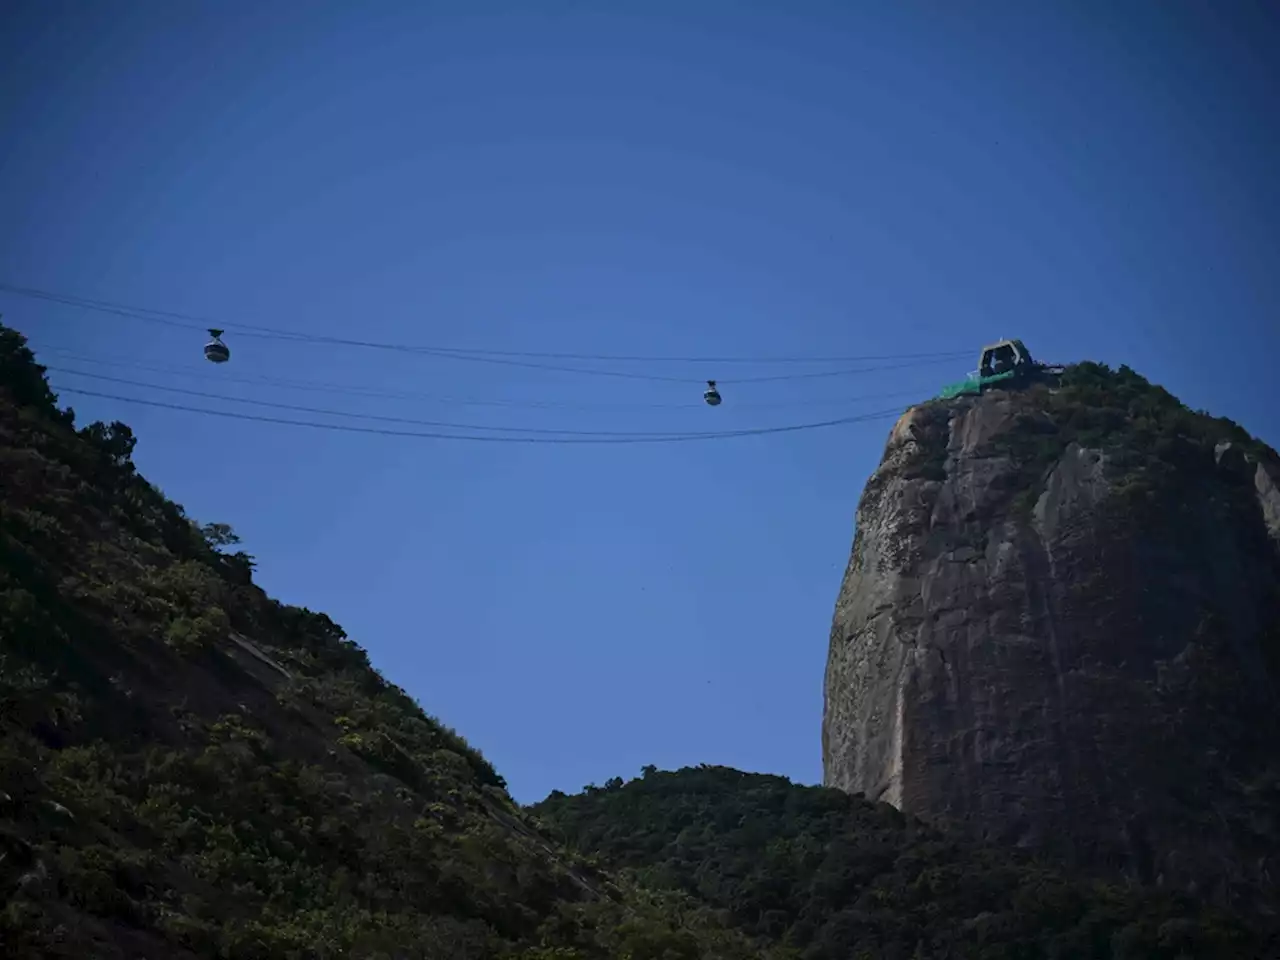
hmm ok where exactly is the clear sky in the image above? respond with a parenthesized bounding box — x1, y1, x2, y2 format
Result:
(3, 2, 1277, 804)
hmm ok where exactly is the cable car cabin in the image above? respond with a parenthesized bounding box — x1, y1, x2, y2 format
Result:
(204, 329, 230, 364)
(978, 338, 1035, 378)
(703, 380, 722, 406)
(937, 338, 1040, 400)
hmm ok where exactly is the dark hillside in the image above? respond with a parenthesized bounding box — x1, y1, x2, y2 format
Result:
(534, 765, 1277, 959)
(0, 323, 770, 960)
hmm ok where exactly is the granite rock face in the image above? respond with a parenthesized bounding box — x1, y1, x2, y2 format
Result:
(822, 375, 1280, 908)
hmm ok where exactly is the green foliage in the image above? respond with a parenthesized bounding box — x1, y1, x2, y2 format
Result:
(973, 362, 1277, 517)
(534, 765, 1277, 959)
(0, 321, 771, 959)
(0, 323, 63, 417)
(199, 521, 240, 550)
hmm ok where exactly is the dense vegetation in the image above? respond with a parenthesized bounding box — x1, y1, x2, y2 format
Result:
(983, 361, 1278, 515)
(535, 767, 1277, 960)
(3, 325, 1277, 958)
(0, 323, 773, 959)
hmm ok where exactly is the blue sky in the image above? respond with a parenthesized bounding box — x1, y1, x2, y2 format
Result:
(3, 2, 1277, 804)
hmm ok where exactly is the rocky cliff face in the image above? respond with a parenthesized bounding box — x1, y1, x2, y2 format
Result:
(822, 364, 1280, 910)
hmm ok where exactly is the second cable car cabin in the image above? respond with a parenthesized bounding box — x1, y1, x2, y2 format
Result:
(938, 338, 1054, 399)
(204, 329, 230, 364)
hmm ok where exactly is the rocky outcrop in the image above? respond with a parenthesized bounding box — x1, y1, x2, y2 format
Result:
(822, 372, 1280, 911)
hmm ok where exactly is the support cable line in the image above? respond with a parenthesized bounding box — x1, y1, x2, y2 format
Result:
(35, 345, 934, 411)
(52, 386, 908, 445)
(2, 281, 971, 373)
(48, 367, 755, 436)
(49, 366, 919, 436)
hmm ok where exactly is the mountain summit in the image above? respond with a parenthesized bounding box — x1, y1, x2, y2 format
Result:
(823, 363, 1280, 909)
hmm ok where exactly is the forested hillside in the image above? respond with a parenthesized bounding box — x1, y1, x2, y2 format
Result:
(0, 323, 771, 959)
(534, 766, 1278, 959)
